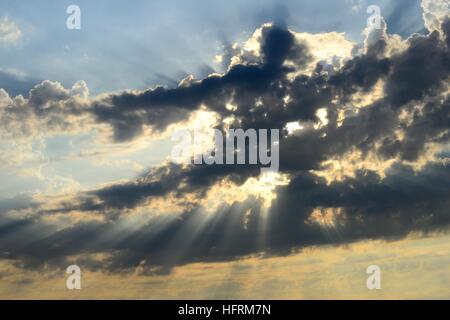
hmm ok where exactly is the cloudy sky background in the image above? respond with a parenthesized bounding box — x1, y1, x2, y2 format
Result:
(0, 0, 449, 299)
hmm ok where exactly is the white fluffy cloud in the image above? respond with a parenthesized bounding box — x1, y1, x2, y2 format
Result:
(0, 16, 21, 43)
(421, 0, 450, 33)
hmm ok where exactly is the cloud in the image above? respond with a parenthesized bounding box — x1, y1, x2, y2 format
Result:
(0, 17, 449, 274)
(0, 16, 21, 43)
(2, 233, 450, 299)
(421, 0, 450, 33)
(0, 80, 92, 143)
(385, 30, 449, 107)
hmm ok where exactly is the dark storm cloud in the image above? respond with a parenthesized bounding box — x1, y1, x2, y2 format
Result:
(267, 162, 450, 253)
(385, 30, 450, 107)
(444, 18, 450, 48)
(328, 55, 391, 95)
(1, 20, 450, 273)
(60, 162, 261, 214)
(397, 96, 450, 161)
(2, 162, 449, 272)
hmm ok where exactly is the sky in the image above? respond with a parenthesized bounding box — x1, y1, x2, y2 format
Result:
(0, 0, 449, 299)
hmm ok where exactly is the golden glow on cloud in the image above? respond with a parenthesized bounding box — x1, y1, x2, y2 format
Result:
(292, 31, 354, 75)
(202, 171, 290, 211)
(1, 233, 449, 299)
(315, 148, 397, 183)
(306, 207, 345, 228)
(351, 80, 386, 109)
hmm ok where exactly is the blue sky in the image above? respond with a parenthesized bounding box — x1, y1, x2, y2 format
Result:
(1, 0, 424, 95)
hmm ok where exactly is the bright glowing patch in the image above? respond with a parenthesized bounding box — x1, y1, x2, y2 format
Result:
(306, 207, 345, 228)
(315, 148, 396, 183)
(225, 103, 237, 111)
(292, 31, 354, 74)
(202, 171, 290, 211)
(285, 121, 303, 135)
(314, 108, 328, 129)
